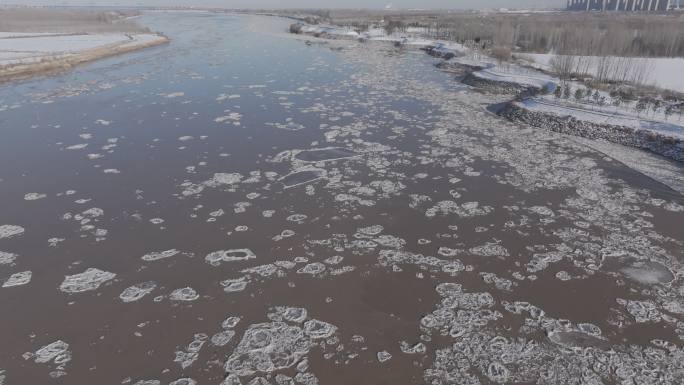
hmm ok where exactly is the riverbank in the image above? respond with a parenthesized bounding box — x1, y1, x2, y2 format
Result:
(0, 33, 168, 83)
(290, 22, 684, 163)
(0, 8, 169, 83)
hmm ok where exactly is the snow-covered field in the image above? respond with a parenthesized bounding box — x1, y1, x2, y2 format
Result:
(520, 53, 684, 94)
(0, 33, 167, 67)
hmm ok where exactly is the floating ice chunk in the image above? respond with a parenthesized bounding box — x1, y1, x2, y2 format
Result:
(103, 169, 120, 174)
(618, 259, 674, 285)
(66, 143, 88, 150)
(220, 374, 243, 385)
(0, 225, 24, 239)
(211, 330, 236, 346)
(486, 361, 510, 383)
(0, 251, 16, 265)
(374, 235, 405, 249)
(555, 271, 572, 281)
(297, 263, 326, 275)
(280, 169, 326, 189)
(547, 331, 611, 349)
(225, 321, 316, 376)
(27, 340, 71, 365)
(294, 373, 318, 385)
(206, 249, 256, 266)
(60, 268, 116, 293)
(400, 341, 426, 354)
(286, 214, 308, 223)
(303, 319, 337, 339)
(181, 183, 204, 196)
(169, 379, 196, 385)
(165, 92, 184, 98)
(81, 207, 104, 218)
(133, 381, 160, 385)
(357, 225, 384, 236)
(214, 113, 242, 123)
(262, 210, 275, 218)
(141, 249, 180, 262)
(2, 271, 31, 287)
(618, 299, 662, 323)
(222, 278, 248, 293)
(377, 351, 392, 363)
(529, 206, 555, 216)
(24, 193, 47, 201)
(324, 255, 344, 265)
(469, 244, 509, 257)
(170, 287, 199, 301)
(222, 316, 241, 329)
(211, 173, 243, 185)
(174, 333, 207, 369)
(438, 247, 462, 257)
(119, 281, 157, 303)
(269, 306, 308, 323)
(425, 201, 493, 218)
(294, 147, 359, 162)
(178, 136, 194, 141)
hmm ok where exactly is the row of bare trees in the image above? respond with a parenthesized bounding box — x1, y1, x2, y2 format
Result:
(334, 12, 684, 58)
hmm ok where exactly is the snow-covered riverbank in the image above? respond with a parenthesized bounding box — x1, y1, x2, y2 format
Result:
(0, 32, 168, 82)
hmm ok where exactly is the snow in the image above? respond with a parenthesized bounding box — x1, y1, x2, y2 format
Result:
(520, 53, 684, 94)
(472, 65, 556, 90)
(0, 33, 167, 67)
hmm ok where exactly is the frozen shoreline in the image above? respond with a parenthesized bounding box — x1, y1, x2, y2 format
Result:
(0, 32, 168, 83)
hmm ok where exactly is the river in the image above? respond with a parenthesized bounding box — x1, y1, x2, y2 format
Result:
(0, 11, 683, 385)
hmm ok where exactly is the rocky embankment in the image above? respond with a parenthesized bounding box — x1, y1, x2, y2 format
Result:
(440, 61, 683, 162)
(461, 72, 540, 95)
(499, 102, 684, 161)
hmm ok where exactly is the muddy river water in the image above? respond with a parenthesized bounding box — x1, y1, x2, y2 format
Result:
(0, 11, 683, 385)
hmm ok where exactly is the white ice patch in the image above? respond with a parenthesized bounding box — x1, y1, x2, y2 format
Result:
(174, 333, 207, 369)
(2, 271, 31, 287)
(221, 277, 248, 293)
(65, 143, 88, 150)
(170, 287, 199, 301)
(268, 306, 308, 323)
(0, 225, 25, 239)
(60, 268, 116, 293)
(225, 313, 338, 378)
(0, 251, 17, 265)
(469, 244, 510, 257)
(119, 281, 157, 303)
(377, 351, 392, 363)
(211, 330, 236, 346)
(24, 193, 47, 201)
(169, 378, 196, 385)
(210, 173, 243, 185)
(206, 249, 256, 266)
(24, 340, 71, 377)
(141, 249, 181, 262)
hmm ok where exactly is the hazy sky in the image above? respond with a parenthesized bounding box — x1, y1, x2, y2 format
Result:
(1, 0, 565, 10)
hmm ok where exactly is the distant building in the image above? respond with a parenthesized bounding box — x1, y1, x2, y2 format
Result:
(567, 0, 676, 11)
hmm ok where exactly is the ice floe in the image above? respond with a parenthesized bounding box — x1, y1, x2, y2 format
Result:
(2, 271, 31, 287)
(60, 268, 116, 293)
